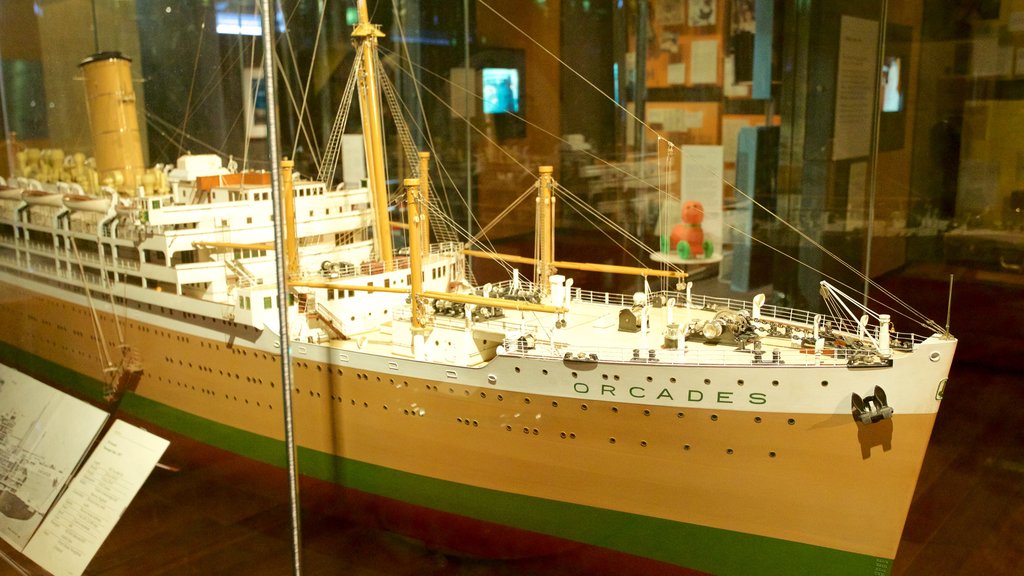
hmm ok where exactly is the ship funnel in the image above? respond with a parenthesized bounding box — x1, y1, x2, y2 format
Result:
(79, 52, 144, 195)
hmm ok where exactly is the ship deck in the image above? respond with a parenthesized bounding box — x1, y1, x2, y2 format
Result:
(326, 286, 924, 368)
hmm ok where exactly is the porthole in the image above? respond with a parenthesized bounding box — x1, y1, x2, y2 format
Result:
(524, 397, 531, 405)
(497, 394, 504, 401)
(571, 372, 578, 378)
(609, 438, 617, 444)
(769, 451, 777, 458)
(710, 414, 719, 421)
(560, 432, 567, 439)
(581, 403, 589, 411)
(611, 406, 619, 413)
(754, 416, 762, 423)
(726, 448, 734, 455)
(683, 444, 691, 451)
(821, 380, 829, 387)
(505, 425, 512, 431)
(551, 401, 559, 407)
(772, 380, 779, 386)
(643, 409, 651, 416)
(640, 440, 648, 447)
(737, 379, 744, 386)
(704, 378, 711, 385)
(788, 418, 796, 425)
(542, 369, 549, 376)
(676, 412, 684, 418)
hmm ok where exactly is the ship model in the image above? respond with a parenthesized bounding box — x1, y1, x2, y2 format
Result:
(0, 3, 955, 574)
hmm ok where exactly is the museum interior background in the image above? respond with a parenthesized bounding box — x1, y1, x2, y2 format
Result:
(4, 1, 1022, 326)
(1, 0, 1022, 573)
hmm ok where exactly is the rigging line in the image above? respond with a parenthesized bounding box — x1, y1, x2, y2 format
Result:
(556, 186, 665, 273)
(728, 224, 940, 333)
(637, 122, 934, 323)
(429, 201, 518, 277)
(469, 184, 539, 245)
(290, 0, 329, 160)
(69, 236, 113, 370)
(650, 132, 933, 323)
(372, 53, 462, 216)
(372, 51, 535, 177)
(371, 56, 462, 219)
(374, 45, 656, 270)
(385, 1, 460, 222)
(377, 44, 667, 199)
(724, 171, 932, 322)
(476, 0, 656, 142)
(389, 1, 452, 208)
(273, 55, 322, 168)
(477, 0, 930, 321)
(187, 30, 247, 113)
(241, 20, 261, 174)
(278, 5, 323, 166)
(556, 181, 673, 269)
(178, 7, 208, 156)
(386, 63, 537, 187)
(558, 193, 655, 274)
(146, 111, 265, 163)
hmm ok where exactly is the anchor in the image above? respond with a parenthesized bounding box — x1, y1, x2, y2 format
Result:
(851, 386, 894, 425)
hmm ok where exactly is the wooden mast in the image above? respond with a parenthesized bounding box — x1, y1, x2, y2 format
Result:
(281, 158, 298, 278)
(418, 151, 431, 251)
(537, 166, 555, 293)
(405, 178, 425, 334)
(353, 0, 393, 270)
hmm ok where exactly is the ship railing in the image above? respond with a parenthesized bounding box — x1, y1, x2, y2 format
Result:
(487, 280, 926, 346)
(502, 341, 861, 367)
(392, 307, 541, 334)
(113, 257, 140, 271)
(427, 241, 464, 255)
(225, 258, 261, 288)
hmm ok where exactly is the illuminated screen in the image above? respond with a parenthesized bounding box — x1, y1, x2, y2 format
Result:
(882, 57, 902, 113)
(482, 68, 520, 114)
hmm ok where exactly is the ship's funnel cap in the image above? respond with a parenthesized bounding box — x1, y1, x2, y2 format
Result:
(78, 51, 132, 68)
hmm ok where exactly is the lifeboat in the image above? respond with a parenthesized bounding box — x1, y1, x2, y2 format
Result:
(21, 189, 65, 207)
(62, 193, 112, 213)
(0, 185, 24, 200)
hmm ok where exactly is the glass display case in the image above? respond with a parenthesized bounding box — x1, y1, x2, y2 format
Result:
(1, 1, 1021, 575)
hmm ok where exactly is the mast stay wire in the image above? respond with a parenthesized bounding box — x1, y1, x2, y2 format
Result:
(475, 0, 935, 325)
(375, 44, 684, 277)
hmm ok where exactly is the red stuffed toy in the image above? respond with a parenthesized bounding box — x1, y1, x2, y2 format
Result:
(669, 200, 704, 259)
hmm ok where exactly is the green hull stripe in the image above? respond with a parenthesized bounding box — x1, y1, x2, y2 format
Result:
(1, 342, 891, 576)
